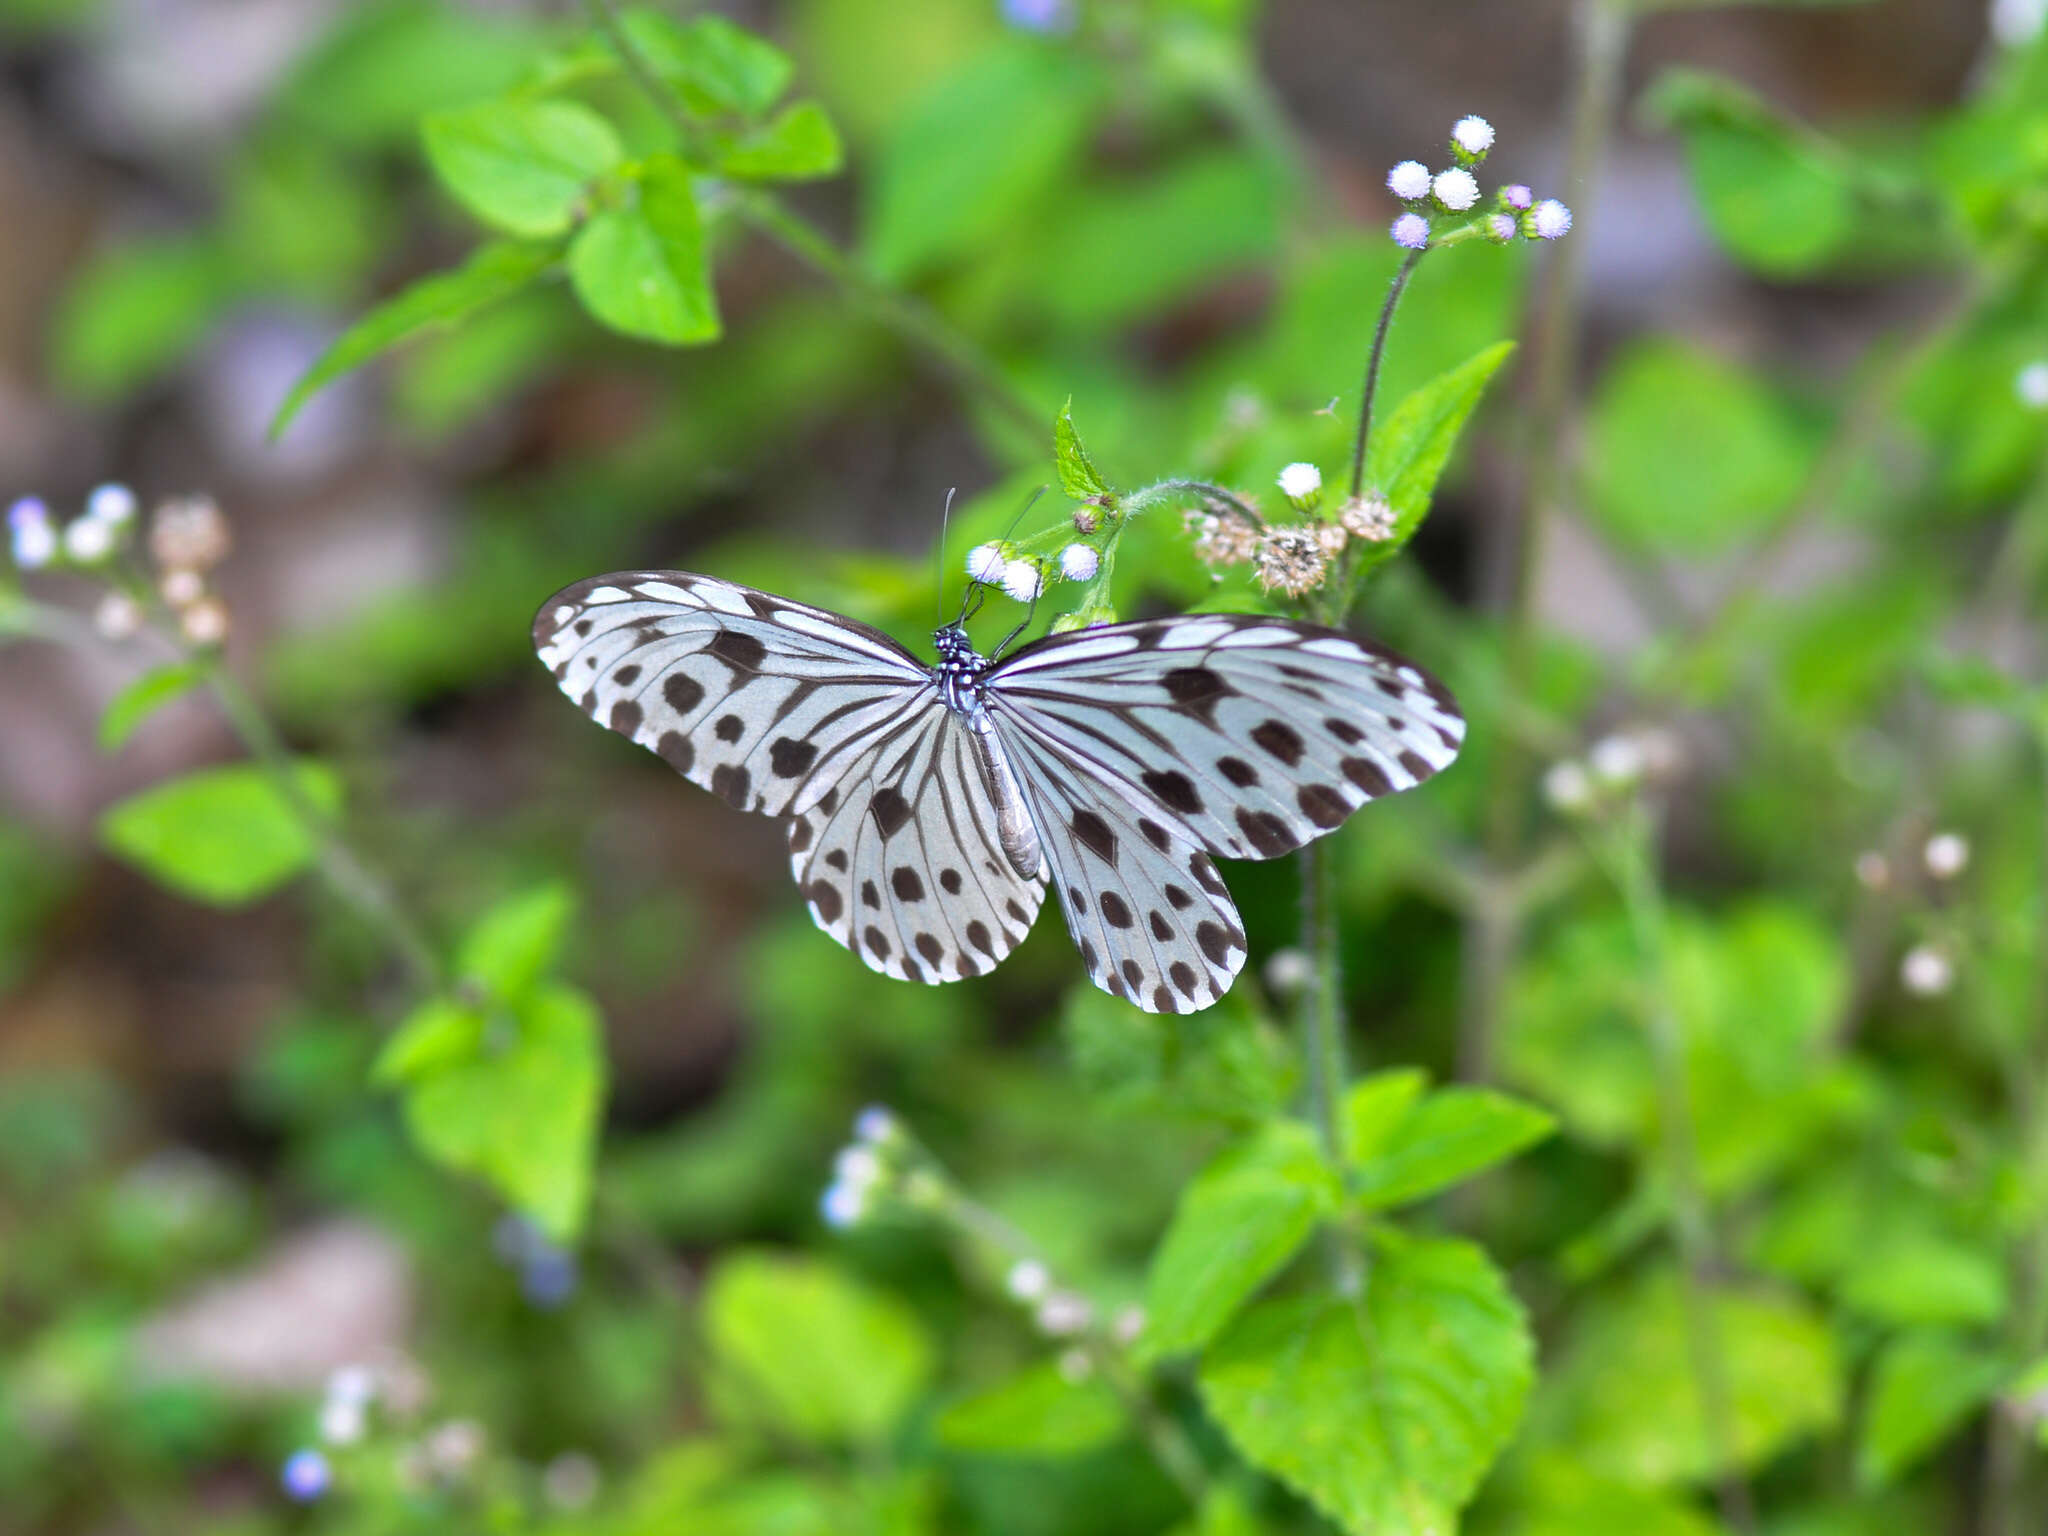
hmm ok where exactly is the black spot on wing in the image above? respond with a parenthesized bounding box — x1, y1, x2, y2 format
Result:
(825, 849, 848, 871)
(610, 700, 643, 736)
(1162, 666, 1233, 723)
(788, 816, 813, 853)
(870, 786, 912, 837)
(708, 630, 767, 674)
(710, 764, 750, 807)
(862, 880, 880, 908)
(1398, 749, 1434, 782)
(657, 732, 693, 775)
(1251, 719, 1305, 766)
(1169, 961, 1197, 998)
(714, 713, 744, 742)
(1191, 853, 1228, 895)
(1149, 910, 1173, 941)
(1138, 819, 1172, 852)
(1141, 768, 1204, 816)
(806, 881, 842, 922)
(1122, 959, 1144, 988)
(967, 921, 996, 956)
(940, 868, 962, 895)
(915, 933, 944, 966)
(1164, 883, 1193, 910)
(864, 926, 890, 960)
(892, 866, 925, 902)
(1298, 783, 1351, 829)
(664, 674, 704, 714)
(1071, 810, 1118, 865)
(1196, 922, 1232, 966)
(1343, 756, 1393, 796)
(1236, 808, 1299, 857)
(613, 664, 641, 686)
(1217, 756, 1259, 787)
(1100, 891, 1134, 929)
(770, 736, 817, 778)
(1327, 717, 1364, 745)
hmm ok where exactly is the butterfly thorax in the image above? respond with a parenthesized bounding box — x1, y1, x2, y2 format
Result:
(932, 623, 992, 716)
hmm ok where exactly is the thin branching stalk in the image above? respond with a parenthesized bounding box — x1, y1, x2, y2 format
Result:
(580, 0, 1046, 444)
(1346, 249, 1424, 503)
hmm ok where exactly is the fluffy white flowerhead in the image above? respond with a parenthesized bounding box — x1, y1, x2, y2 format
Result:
(854, 1104, 899, 1144)
(94, 591, 140, 640)
(1058, 543, 1099, 581)
(1542, 759, 1592, 814)
(1531, 198, 1573, 240)
(1391, 212, 1430, 250)
(1006, 1259, 1051, 1301)
(1432, 167, 1480, 211)
(966, 542, 1006, 584)
(1277, 461, 1322, 505)
(820, 1178, 868, 1230)
(87, 482, 137, 525)
(1386, 159, 1432, 200)
(319, 1397, 366, 1446)
(2018, 361, 2048, 410)
(1588, 733, 1644, 787)
(63, 513, 115, 563)
(1923, 832, 1969, 879)
(8, 497, 55, 569)
(1451, 116, 1494, 157)
(1900, 944, 1953, 997)
(1002, 559, 1043, 602)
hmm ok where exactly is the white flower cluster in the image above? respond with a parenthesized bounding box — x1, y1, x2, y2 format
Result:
(1543, 727, 1683, 815)
(968, 540, 1103, 601)
(820, 1105, 905, 1229)
(8, 482, 137, 572)
(1383, 116, 1572, 252)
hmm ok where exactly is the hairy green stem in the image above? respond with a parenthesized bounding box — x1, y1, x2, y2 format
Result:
(580, 0, 1046, 445)
(1346, 249, 1424, 504)
(1606, 806, 1758, 1535)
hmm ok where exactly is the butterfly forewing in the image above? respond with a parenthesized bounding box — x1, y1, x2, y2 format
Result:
(985, 614, 1463, 864)
(791, 709, 1047, 985)
(534, 573, 931, 818)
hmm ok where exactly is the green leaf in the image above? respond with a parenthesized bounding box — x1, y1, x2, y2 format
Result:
(1199, 1230, 1534, 1535)
(1339, 1069, 1427, 1161)
(1055, 398, 1111, 501)
(619, 8, 793, 119)
(935, 1360, 1126, 1457)
(391, 981, 605, 1241)
(1354, 341, 1515, 577)
(1836, 1228, 2007, 1327)
(422, 97, 622, 237)
(1548, 1269, 1842, 1483)
(1141, 1121, 1338, 1358)
(97, 662, 208, 752)
(712, 100, 842, 181)
(454, 883, 576, 1004)
(865, 42, 1100, 282)
(99, 761, 341, 907)
(1344, 1077, 1555, 1211)
(270, 239, 559, 439)
(569, 155, 720, 346)
(1585, 339, 1813, 555)
(702, 1251, 933, 1446)
(1856, 1331, 2007, 1487)
(51, 235, 229, 402)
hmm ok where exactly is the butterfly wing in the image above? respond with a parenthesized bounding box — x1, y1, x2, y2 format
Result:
(533, 572, 933, 818)
(985, 613, 1463, 864)
(533, 570, 1046, 982)
(998, 723, 1245, 1013)
(791, 708, 1048, 984)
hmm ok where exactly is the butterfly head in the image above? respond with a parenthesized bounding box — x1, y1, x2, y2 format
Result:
(933, 621, 987, 673)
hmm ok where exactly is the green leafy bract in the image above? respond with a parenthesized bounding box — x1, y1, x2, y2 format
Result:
(422, 97, 622, 237)
(569, 156, 719, 345)
(1353, 341, 1515, 579)
(98, 761, 342, 906)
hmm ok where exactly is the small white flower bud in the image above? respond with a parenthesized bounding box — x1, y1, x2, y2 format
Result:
(853, 1104, 898, 1144)
(1432, 167, 1480, 211)
(1923, 832, 1969, 880)
(8, 498, 55, 569)
(1486, 212, 1518, 243)
(1035, 1291, 1093, 1337)
(820, 1179, 867, 1229)
(327, 1365, 377, 1407)
(1501, 184, 1533, 211)
(1001, 559, 1043, 603)
(1543, 760, 1593, 814)
(180, 597, 229, 646)
(2017, 361, 2048, 411)
(63, 514, 115, 564)
(1588, 734, 1644, 787)
(87, 483, 138, 525)
(1005, 1258, 1051, 1301)
(1386, 160, 1432, 200)
(1900, 944, 1953, 997)
(1854, 851, 1890, 891)
(161, 568, 205, 607)
(1530, 199, 1573, 240)
(1992, 0, 2048, 47)
(1057, 1348, 1093, 1384)
(94, 591, 141, 640)
(1391, 212, 1430, 250)
(1263, 947, 1312, 997)
(1277, 462, 1323, 509)
(1058, 543, 1099, 581)
(1451, 115, 1495, 157)
(319, 1396, 366, 1446)
(1112, 1304, 1146, 1346)
(833, 1145, 882, 1190)
(966, 543, 1007, 584)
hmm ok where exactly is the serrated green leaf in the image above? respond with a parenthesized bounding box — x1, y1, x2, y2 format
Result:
(422, 97, 621, 237)
(394, 981, 605, 1241)
(455, 883, 575, 1004)
(713, 100, 842, 181)
(1345, 1080, 1555, 1211)
(1856, 1331, 2007, 1487)
(1199, 1230, 1534, 1536)
(935, 1360, 1126, 1457)
(1055, 398, 1111, 500)
(1354, 340, 1514, 578)
(98, 761, 341, 906)
(98, 662, 209, 752)
(619, 8, 792, 118)
(569, 155, 719, 345)
(270, 239, 559, 439)
(703, 1251, 933, 1446)
(1141, 1121, 1338, 1358)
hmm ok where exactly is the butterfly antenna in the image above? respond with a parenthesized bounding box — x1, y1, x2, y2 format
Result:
(934, 486, 957, 626)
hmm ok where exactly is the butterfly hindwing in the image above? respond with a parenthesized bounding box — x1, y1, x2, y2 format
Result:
(1000, 724, 1245, 1014)
(986, 614, 1462, 863)
(791, 708, 1047, 984)
(534, 572, 931, 818)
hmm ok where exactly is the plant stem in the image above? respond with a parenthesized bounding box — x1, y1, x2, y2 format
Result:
(1346, 249, 1423, 503)
(580, 0, 1046, 445)
(1299, 839, 1366, 1296)
(1605, 804, 1758, 1536)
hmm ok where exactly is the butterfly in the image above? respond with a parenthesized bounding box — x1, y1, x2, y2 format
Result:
(533, 571, 1463, 1013)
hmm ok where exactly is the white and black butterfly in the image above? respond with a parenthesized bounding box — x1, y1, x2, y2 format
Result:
(533, 571, 1463, 1014)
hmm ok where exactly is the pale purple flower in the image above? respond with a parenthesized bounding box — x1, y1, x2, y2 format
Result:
(86, 482, 137, 525)
(1531, 199, 1573, 239)
(1386, 160, 1432, 200)
(1001, 0, 1073, 31)
(1501, 183, 1533, 211)
(282, 1449, 330, 1501)
(8, 497, 54, 569)
(1487, 212, 1518, 242)
(1391, 212, 1430, 250)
